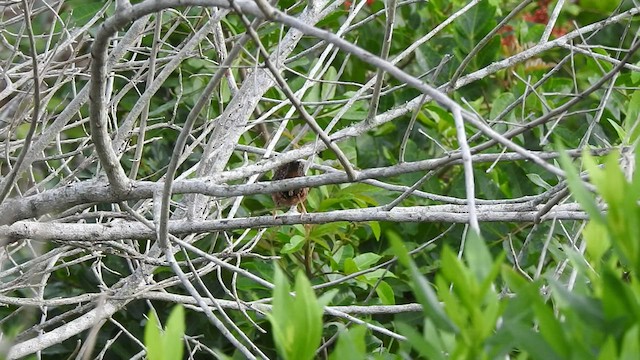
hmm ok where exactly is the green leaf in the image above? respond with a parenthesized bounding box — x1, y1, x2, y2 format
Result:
(435, 274, 466, 328)
(344, 258, 358, 274)
(375, 281, 395, 305)
(352, 253, 382, 269)
(463, 231, 492, 283)
(329, 325, 367, 360)
(397, 321, 446, 360)
(360, 268, 397, 283)
(533, 299, 570, 357)
(321, 66, 338, 100)
(478, 252, 505, 301)
(269, 267, 323, 360)
(549, 280, 605, 329)
(487, 0, 503, 15)
(64, 0, 105, 23)
(580, 0, 622, 14)
(601, 267, 640, 326)
(369, 221, 381, 241)
(607, 118, 627, 143)
(583, 220, 611, 266)
(624, 90, 640, 144)
(281, 235, 306, 254)
(164, 305, 185, 360)
(504, 322, 563, 360)
(269, 266, 294, 360)
(453, 1, 498, 68)
(587, 151, 640, 269)
(332, 245, 354, 271)
(441, 247, 472, 303)
(557, 145, 604, 222)
(291, 271, 323, 360)
(144, 311, 162, 360)
(502, 267, 528, 294)
(391, 238, 458, 333)
(142, 305, 185, 360)
(502, 269, 566, 359)
(619, 325, 640, 360)
(597, 336, 618, 360)
(632, 63, 640, 84)
(489, 92, 516, 121)
(527, 173, 552, 190)
(389, 235, 411, 267)
(317, 289, 338, 308)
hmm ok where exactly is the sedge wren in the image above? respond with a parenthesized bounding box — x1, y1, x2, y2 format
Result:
(271, 160, 308, 213)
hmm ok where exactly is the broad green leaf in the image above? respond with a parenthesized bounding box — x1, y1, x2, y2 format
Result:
(487, 0, 502, 15)
(291, 271, 323, 360)
(549, 280, 605, 329)
(344, 258, 358, 274)
(352, 253, 382, 269)
(142, 306, 185, 360)
(453, 1, 498, 68)
(281, 235, 306, 254)
(607, 118, 627, 143)
(269, 267, 294, 360)
(64, 0, 105, 23)
(502, 269, 568, 358)
(632, 63, 640, 83)
(397, 321, 445, 360)
(375, 280, 395, 305)
(317, 289, 338, 308)
(321, 66, 338, 100)
(328, 325, 366, 360)
(533, 297, 570, 357)
(390, 236, 411, 267)
(144, 312, 162, 360)
(441, 247, 473, 305)
(527, 173, 552, 190)
(478, 290, 501, 340)
(219, 78, 231, 103)
(164, 305, 185, 360)
(601, 267, 640, 325)
(269, 268, 324, 360)
(583, 221, 611, 266)
(478, 252, 505, 301)
(580, 0, 622, 14)
(502, 266, 528, 293)
(304, 76, 320, 103)
(369, 221, 381, 241)
(597, 336, 618, 360)
(489, 92, 516, 121)
(332, 245, 354, 271)
(505, 322, 562, 360)
(463, 230, 492, 283)
(360, 268, 397, 282)
(619, 325, 640, 360)
(435, 274, 466, 329)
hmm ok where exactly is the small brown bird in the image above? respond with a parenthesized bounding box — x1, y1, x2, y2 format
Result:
(271, 160, 308, 213)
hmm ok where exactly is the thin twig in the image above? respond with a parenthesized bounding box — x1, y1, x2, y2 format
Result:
(0, 0, 41, 202)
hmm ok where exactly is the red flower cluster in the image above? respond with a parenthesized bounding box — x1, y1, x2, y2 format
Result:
(522, 0, 569, 37)
(523, 0, 551, 24)
(499, 0, 570, 53)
